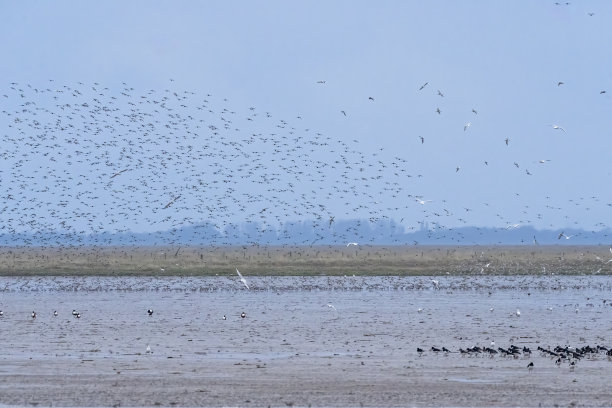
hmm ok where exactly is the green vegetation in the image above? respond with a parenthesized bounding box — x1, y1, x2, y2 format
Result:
(0, 245, 609, 276)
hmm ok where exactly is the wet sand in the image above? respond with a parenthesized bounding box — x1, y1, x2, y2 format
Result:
(1, 276, 612, 407)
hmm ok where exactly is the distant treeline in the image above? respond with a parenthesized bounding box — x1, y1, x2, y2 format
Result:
(0, 219, 610, 247)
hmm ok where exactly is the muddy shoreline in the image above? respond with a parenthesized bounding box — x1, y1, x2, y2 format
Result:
(1, 277, 611, 407)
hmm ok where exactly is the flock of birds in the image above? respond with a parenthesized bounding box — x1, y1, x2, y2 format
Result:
(0, 73, 609, 247)
(419, 342, 612, 371)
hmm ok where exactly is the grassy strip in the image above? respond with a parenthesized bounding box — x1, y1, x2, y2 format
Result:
(0, 245, 609, 276)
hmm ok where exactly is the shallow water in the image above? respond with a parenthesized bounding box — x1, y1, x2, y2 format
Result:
(0, 276, 611, 406)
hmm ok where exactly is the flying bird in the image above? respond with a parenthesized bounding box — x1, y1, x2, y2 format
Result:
(419, 82, 428, 91)
(163, 195, 181, 209)
(236, 268, 249, 290)
(110, 168, 129, 179)
(464, 122, 471, 131)
(552, 125, 566, 132)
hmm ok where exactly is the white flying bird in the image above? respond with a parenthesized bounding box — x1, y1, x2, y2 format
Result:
(236, 268, 249, 290)
(346, 242, 359, 247)
(552, 125, 566, 132)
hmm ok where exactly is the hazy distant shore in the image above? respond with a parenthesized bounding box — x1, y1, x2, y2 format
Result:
(0, 245, 610, 276)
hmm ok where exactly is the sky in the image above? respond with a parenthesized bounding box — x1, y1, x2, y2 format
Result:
(0, 1, 611, 241)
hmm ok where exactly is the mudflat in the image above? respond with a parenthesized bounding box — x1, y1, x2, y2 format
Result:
(0, 275, 611, 407)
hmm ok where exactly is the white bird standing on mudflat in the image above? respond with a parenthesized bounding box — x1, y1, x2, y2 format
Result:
(236, 268, 249, 290)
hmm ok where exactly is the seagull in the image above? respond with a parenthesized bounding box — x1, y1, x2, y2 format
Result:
(368, 96, 374, 101)
(346, 242, 358, 247)
(236, 268, 249, 290)
(558, 231, 565, 240)
(464, 122, 471, 131)
(552, 125, 566, 132)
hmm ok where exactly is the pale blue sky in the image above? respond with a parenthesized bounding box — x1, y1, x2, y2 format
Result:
(1, 1, 611, 237)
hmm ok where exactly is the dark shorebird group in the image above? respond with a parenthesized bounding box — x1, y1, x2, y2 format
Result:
(420, 342, 612, 369)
